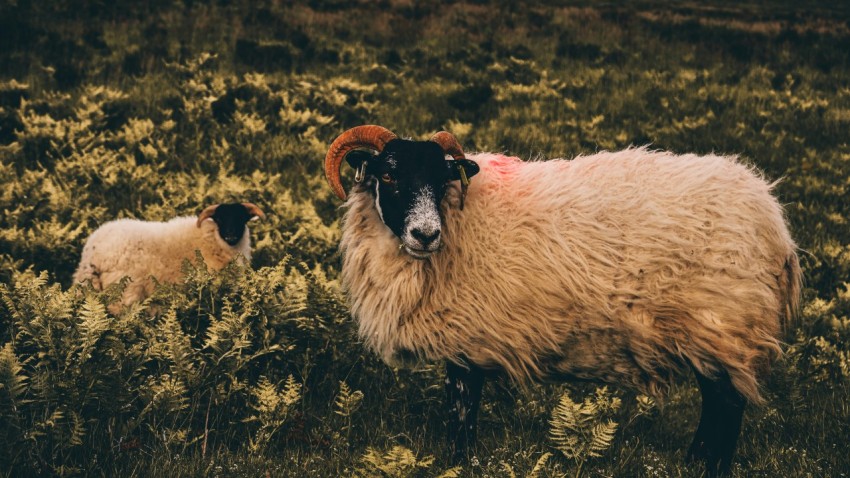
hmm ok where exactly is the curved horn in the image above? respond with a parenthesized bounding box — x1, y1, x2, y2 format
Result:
(196, 204, 219, 228)
(241, 202, 266, 220)
(324, 125, 398, 200)
(429, 131, 465, 160)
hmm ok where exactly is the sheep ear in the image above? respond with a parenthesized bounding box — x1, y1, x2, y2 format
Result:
(344, 150, 374, 170)
(447, 159, 480, 181)
(241, 202, 266, 220)
(196, 204, 219, 228)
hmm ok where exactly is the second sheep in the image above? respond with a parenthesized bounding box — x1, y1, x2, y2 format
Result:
(73, 202, 265, 310)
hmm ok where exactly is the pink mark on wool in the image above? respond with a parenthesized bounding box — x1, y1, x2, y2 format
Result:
(485, 154, 522, 178)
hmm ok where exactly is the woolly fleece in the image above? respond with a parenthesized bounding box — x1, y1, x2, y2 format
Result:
(339, 147, 801, 403)
(74, 215, 252, 308)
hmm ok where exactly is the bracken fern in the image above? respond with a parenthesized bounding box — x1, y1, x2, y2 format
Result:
(549, 387, 620, 477)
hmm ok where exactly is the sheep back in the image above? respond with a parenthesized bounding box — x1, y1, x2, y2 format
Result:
(340, 147, 801, 403)
(73, 216, 251, 306)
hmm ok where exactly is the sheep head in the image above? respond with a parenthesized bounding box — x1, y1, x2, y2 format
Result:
(197, 202, 265, 246)
(325, 126, 479, 259)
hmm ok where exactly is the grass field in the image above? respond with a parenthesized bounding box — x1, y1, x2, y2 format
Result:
(1, 1, 849, 476)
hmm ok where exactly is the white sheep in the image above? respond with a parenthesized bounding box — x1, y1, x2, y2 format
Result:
(323, 125, 801, 476)
(73, 203, 265, 310)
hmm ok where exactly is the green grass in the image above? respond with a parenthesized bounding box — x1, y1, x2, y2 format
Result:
(1, 1, 849, 476)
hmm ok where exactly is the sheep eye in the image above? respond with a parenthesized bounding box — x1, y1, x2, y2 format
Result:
(381, 173, 394, 183)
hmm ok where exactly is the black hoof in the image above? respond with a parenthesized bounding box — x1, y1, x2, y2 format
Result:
(687, 439, 727, 477)
(449, 448, 469, 466)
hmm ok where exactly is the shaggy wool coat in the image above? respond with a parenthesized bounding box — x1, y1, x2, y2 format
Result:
(340, 148, 801, 403)
(74, 216, 252, 308)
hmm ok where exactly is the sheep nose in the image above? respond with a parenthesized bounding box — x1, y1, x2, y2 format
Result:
(411, 228, 440, 247)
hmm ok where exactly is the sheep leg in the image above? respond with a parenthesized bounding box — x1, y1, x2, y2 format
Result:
(686, 369, 746, 476)
(445, 361, 485, 463)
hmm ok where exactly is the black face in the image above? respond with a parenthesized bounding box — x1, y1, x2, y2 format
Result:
(211, 203, 253, 246)
(346, 139, 479, 259)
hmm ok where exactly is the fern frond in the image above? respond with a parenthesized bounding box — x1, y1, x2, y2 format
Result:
(146, 374, 189, 414)
(333, 381, 364, 418)
(28, 407, 65, 440)
(77, 294, 109, 359)
(588, 421, 618, 458)
(635, 394, 656, 419)
(0, 282, 22, 324)
(549, 387, 620, 470)
(0, 342, 28, 406)
(152, 308, 196, 383)
(527, 452, 552, 478)
(436, 466, 463, 478)
(357, 445, 435, 477)
(246, 375, 301, 453)
(68, 411, 86, 447)
(204, 300, 251, 363)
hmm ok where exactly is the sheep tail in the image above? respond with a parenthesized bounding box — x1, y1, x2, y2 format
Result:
(779, 251, 803, 338)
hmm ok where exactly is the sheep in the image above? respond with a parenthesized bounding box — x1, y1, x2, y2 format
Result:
(323, 125, 801, 476)
(73, 203, 265, 310)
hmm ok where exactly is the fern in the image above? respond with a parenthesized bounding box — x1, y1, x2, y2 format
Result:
(790, 286, 850, 382)
(203, 300, 252, 364)
(333, 380, 364, 418)
(355, 445, 435, 478)
(549, 387, 620, 477)
(355, 445, 464, 478)
(76, 294, 109, 361)
(151, 308, 197, 385)
(245, 375, 301, 453)
(332, 380, 364, 446)
(436, 467, 464, 478)
(67, 411, 86, 447)
(145, 374, 190, 415)
(0, 343, 27, 406)
(587, 422, 618, 458)
(0, 342, 27, 455)
(528, 452, 555, 478)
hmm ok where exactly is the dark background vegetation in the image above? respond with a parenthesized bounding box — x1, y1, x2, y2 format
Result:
(1, 0, 849, 476)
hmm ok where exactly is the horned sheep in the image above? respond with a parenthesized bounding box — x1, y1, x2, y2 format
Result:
(73, 203, 265, 310)
(323, 125, 801, 475)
